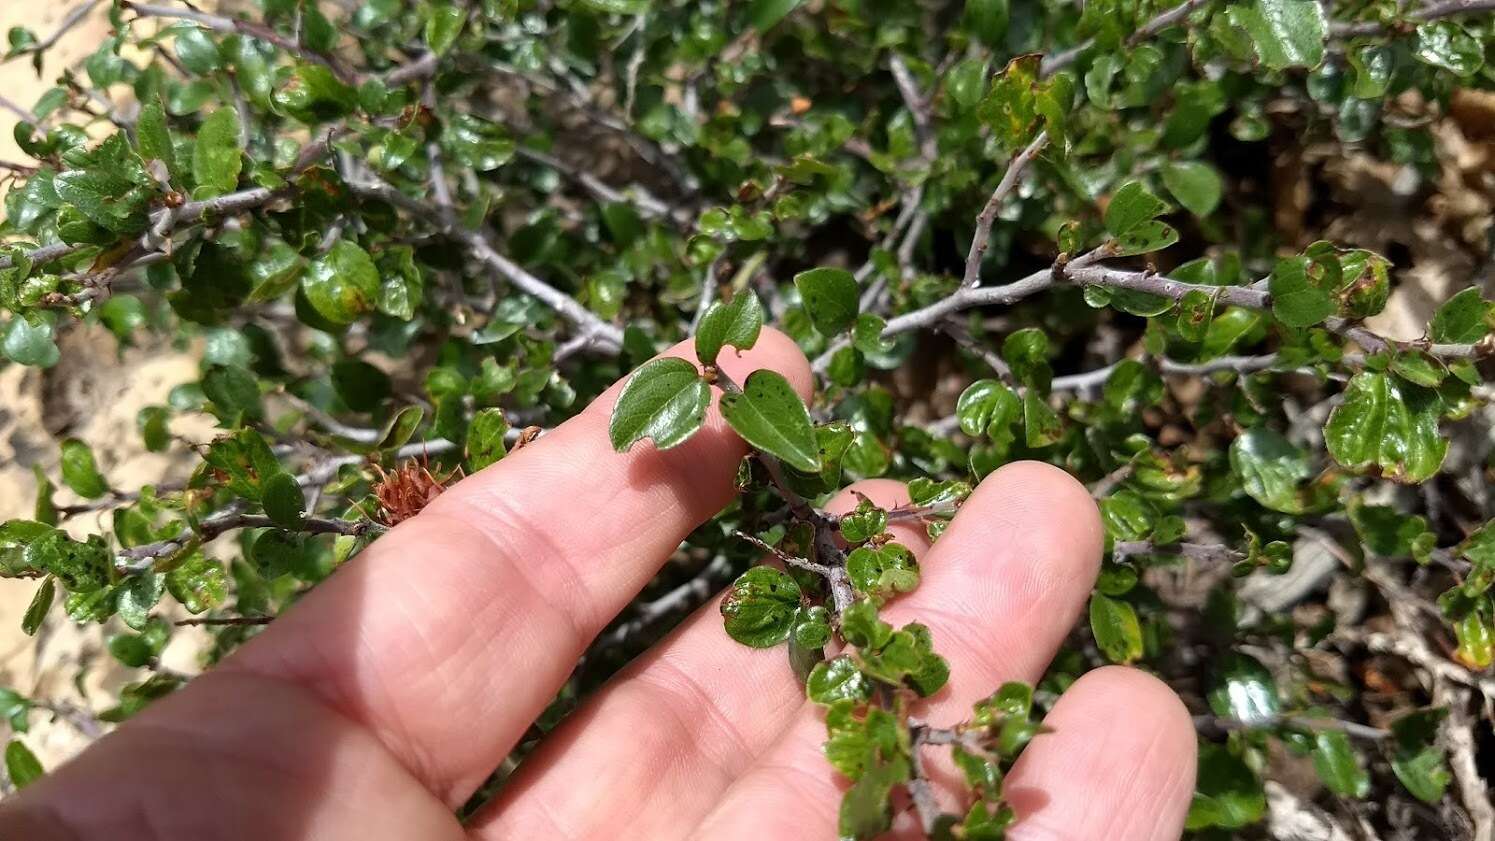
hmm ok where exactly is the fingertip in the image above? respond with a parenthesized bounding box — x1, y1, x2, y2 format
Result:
(953, 460, 1103, 614)
(1066, 666, 1197, 760)
(982, 460, 1104, 571)
(1006, 666, 1197, 841)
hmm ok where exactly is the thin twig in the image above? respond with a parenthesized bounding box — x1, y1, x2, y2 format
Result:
(814, 249, 1490, 377)
(888, 55, 937, 164)
(1194, 713, 1389, 741)
(1, 186, 286, 274)
(515, 145, 677, 223)
(1041, 0, 1212, 76)
(906, 723, 947, 835)
(596, 554, 734, 650)
(123, 1, 358, 84)
(1113, 540, 1247, 565)
(116, 512, 374, 573)
(174, 615, 275, 627)
(1330, 0, 1495, 37)
(344, 174, 624, 353)
(1, 0, 104, 65)
(962, 131, 1049, 289)
(0, 94, 38, 123)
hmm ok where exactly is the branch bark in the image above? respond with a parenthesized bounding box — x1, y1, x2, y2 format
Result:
(961, 131, 1049, 289)
(344, 174, 625, 353)
(123, 1, 360, 84)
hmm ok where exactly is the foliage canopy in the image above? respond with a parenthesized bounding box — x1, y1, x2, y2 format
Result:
(2, 0, 1495, 837)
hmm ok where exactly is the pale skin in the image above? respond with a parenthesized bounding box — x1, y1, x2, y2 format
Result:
(0, 328, 1198, 840)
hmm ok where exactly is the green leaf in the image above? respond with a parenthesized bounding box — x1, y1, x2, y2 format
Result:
(1104, 180, 1168, 237)
(202, 365, 262, 421)
(978, 54, 1046, 151)
(1414, 21, 1483, 77)
(1429, 287, 1489, 344)
(3, 315, 59, 367)
(273, 63, 357, 123)
(380, 406, 425, 450)
(332, 359, 392, 412)
(578, 0, 650, 12)
(695, 291, 764, 367)
(109, 631, 154, 667)
(964, 0, 1009, 47)
(303, 240, 381, 325)
(719, 370, 821, 472)
(1349, 45, 1395, 99)
(807, 655, 872, 704)
(1391, 708, 1451, 804)
(165, 553, 229, 614)
(4, 739, 43, 788)
(608, 357, 710, 452)
(424, 1, 467, 54)
(1325, 372, 1447, 483)
(720, 565, 802, 648)
(839, 754, 909, 840)
(21, 578, 53, 636)
(467, 408, 510, 471)
(846, 543, 919, 601)
(1109, 220, 1180, 257)
(1349, 502, 1433, 559)
(1187, 744, 1265, 830)
(1161, 161, 1223, 217)
(1229, 427, 1310, 514)
(841, 599, 893, 649)
(1089, 593, 1143, 663)
(747, 0, 803, 31)
(1311, 730, 1370, 798)
(947, 57, 989, 112)
(115, 574, 164, 631)
(1016, 395, 1058, 453)
(1226, 0, 1327, 70)
(261, 472, 306, 528)
(1455, 610, 1494, 669)
(136, 97, 175, 181)
(956, 379, 1020, 439)
(1390, 350, 1446, 388)
(0, 688, 28, 733)
(1207, 652, 1280, 726)
(838, 501, 888, 544)
(1002, 328, 1051, 388)
(192, 108, 242, 195)
(60, 438, 108, 499)
(791, 604, 832, 649)
(1269, 255, 1334, 327)
(851, 621, 949, 696)
(174, 26, 221, 75)
(442, 114, 515, 171)
(137, 406, 171, 453)
(794, 268, 859, 337)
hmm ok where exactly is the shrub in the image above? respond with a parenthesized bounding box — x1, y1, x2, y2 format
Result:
(1, 0, 1494, 837)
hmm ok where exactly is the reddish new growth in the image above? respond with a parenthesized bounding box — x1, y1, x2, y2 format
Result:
(369, 455, 461, 526)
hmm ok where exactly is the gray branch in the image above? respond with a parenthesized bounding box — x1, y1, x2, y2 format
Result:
(116, 510, 373, 573)
(961, 131, 1049, 289)
(344, 175, 624, 353)
(1330, 0, 1495, 36)
(1, 0, 104, 65)
(1042, 0, 1212, 76)
(123, 2, 359, 84)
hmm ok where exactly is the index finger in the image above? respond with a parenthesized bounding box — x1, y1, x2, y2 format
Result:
(224, 328, 813, 805)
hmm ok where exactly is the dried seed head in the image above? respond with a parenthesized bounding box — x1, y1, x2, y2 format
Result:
(370, 454, 461, 526)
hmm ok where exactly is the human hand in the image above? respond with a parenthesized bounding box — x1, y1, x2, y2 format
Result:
(0, 329, 1196, 840)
